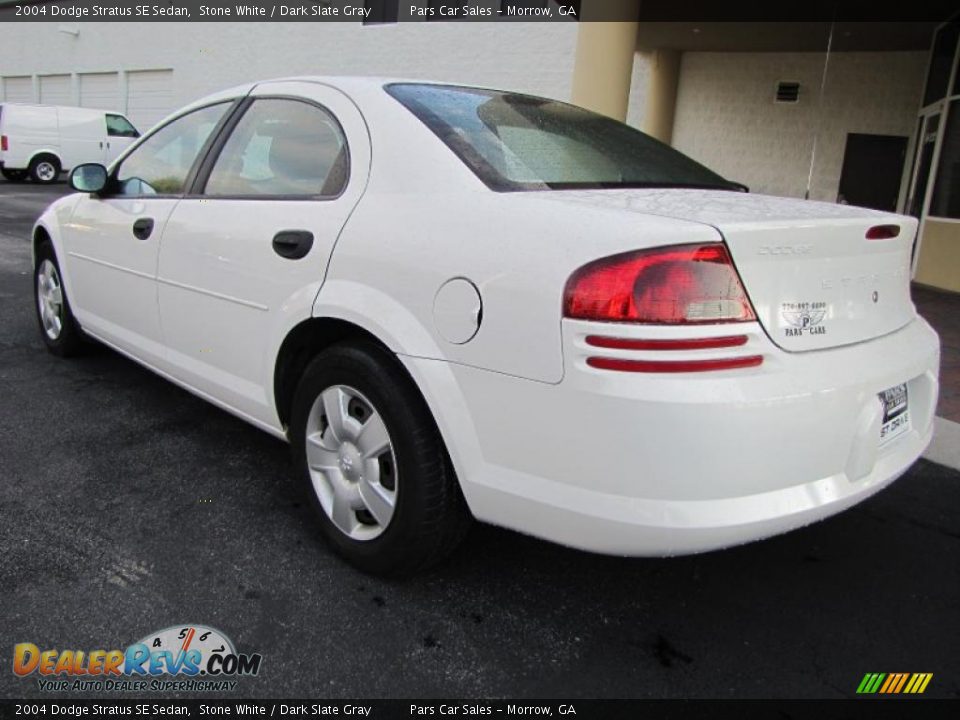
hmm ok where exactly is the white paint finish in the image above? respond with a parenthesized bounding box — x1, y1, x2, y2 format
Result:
(62, 196, 177, 366)
(34, 77, 943, 558)
(38, 74, 72, 105)
(433, 278, 483, 344)
(409, 315, 937, 554)
(125, 69, 174, 130)
(2, 75, 34, 103)
(157, 81, 372, 425)
(924, 416, 960, 470)
(79, 72, 120, 111)
(670, 51, 928, 202)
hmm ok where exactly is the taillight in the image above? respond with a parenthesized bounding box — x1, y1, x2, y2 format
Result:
(1, 135, 7, 152)
(866, 224, 900, 240)
(563, 243, 756, 324)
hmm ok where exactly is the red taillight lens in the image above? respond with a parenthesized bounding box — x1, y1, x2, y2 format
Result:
(865, 224, 900, 240)
(1, 135, 7, 152)
(563, 243, 756, 324)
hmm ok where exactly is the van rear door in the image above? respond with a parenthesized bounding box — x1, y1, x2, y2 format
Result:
(1, 105, 60, 170)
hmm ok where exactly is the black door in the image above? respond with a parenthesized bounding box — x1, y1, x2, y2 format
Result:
(837, 133, 908, 212)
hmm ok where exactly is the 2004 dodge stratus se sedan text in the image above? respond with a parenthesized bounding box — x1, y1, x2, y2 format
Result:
(32, 77, 940, 575)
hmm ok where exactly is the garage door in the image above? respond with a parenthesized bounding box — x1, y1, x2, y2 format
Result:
(2, 76, 34, 103)
(79, 72, 120, 111)
(126, 69, 173, 131)
(38, 74, 72, 106)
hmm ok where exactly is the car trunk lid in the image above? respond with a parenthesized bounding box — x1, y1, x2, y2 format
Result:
(541, 189, 917, 352)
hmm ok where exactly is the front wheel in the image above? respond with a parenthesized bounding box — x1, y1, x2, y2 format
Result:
(34, 244, 85, 357)
(290, 342, 471, 576)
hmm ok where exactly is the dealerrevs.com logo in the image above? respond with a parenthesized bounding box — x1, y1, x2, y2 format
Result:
(13, 624, 262, 693)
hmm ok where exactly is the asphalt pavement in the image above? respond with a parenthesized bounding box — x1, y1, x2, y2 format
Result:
(0, 179, 957, 700)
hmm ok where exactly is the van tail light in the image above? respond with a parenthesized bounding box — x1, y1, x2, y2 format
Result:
(564, 243, 755, 324)
(1, 135, 7, 152)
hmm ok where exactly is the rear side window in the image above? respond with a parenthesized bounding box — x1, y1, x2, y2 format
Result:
(115, 102, 230, 196)
(386, 83, 735, 192)
(203, 98, 348, 197)
(106, 113, 139, 138)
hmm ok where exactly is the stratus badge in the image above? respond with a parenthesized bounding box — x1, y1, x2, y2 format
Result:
(781, 301, 828, 336)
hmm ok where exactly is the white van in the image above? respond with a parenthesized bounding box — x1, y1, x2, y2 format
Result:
(0, 103, 140, 184)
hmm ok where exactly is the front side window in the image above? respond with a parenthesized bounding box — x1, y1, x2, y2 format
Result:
(106, 113, 139, 138)
(386, 83, 736, 192)
(114, 102, 230, 196)
(203, 99, 348, 197)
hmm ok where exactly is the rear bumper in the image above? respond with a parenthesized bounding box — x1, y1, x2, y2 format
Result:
(407, 317, 940, 556)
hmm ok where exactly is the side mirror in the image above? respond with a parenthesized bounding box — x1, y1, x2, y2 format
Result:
(69, 163, 108, 194)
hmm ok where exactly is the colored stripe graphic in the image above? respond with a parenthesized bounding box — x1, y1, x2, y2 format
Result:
(857, 673, 932, 694)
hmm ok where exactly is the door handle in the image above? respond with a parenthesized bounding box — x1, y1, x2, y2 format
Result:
(272, 230, 313, 260)
(132, 218, 154, 240)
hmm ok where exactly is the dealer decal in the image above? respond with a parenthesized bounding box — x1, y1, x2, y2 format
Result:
(12, 624, 262, 693)
(781, 301, 828, 337)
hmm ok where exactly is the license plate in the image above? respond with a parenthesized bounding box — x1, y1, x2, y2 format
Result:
(878, 383, 910, 446)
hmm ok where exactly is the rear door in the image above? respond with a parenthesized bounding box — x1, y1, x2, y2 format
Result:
(156, 81, 370, 425)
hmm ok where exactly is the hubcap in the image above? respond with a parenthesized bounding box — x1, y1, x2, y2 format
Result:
(37, 259, 64, 340)
(305, 384, 398, 541)
(36, 162, 56, 182)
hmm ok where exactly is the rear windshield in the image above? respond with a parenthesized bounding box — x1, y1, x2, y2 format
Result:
(386, 83, 737, 193)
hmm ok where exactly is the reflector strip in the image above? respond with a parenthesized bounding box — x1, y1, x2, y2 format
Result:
(586, 335, 748, 351)
(587, 355, 763, 373)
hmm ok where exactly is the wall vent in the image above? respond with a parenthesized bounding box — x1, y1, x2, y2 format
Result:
(775, 81, 801, 103)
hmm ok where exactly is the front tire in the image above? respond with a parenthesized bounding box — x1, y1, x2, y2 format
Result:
(29, 156, 60, 184)
(290, 342, 471, 576)
(34, 243, 85, 357)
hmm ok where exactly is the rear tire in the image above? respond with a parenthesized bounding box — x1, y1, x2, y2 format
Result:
(1, 168, 28, 182)
(29, 155, 60, 184)
(290, 341, 471, 576)
(34, 242, 85, 357)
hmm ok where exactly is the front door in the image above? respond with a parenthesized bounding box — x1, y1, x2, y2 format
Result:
(105, 113, 140, 165)
(156, 81, 370, 426)
(61, 102, 233, 363)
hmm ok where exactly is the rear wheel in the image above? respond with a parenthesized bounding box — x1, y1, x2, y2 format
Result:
(34, 243, 85, 357)
(29, 155, 60, 184)
(1, 168, 28, 182)
(290, 342, 471, 576)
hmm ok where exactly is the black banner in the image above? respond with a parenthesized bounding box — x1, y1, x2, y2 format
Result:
(1, 700, 959, 719)
(0, 0, 957, 23)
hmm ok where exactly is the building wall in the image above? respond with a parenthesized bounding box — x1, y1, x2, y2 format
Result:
(668, 50, 928, 202)
(0, 21, 578, 129)
(916, 219, 960, 293)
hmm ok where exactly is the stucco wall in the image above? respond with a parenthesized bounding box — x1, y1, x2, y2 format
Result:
(0, 21, 578, 124)
(667, 51, 928, 202)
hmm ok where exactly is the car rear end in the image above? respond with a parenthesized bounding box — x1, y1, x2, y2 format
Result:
(380, 82, 940, 555)
(466, 200, 939, 555)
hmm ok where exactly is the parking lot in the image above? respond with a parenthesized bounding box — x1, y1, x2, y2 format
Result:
(0, 180, 958, 700)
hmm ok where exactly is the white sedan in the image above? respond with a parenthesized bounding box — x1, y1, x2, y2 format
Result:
(33, 77, 940, 575)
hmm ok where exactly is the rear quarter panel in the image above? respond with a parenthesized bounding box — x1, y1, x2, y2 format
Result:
(321, 190, 720, 383)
